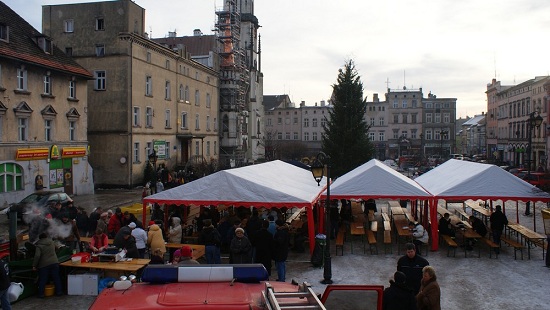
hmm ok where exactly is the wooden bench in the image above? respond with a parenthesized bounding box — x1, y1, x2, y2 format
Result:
(441, 235, 458, 257)
(383, 230, 392, 254)
(335, 227, 346, 256)
(383, 221, 391, 231)
(370, 221, 378, 232)
(454, 208, 470, 221)
(366, 230, 378, 255)
(381, 212, 390, 222)
(480, 238, 500, 258)
(501, 237, 524, 260)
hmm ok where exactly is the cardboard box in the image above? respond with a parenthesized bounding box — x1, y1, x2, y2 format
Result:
(67, 271, 99, 296)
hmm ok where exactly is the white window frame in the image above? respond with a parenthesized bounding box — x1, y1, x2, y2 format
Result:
(68, 80, 76, 99)
(184, 86, 189, 102)
(195, 90, 200, 106)
(145, 76, 152, 96)
(145, 107, 153, 127)
(195, 141, 200, 155)
(180, 112, 187, 129)
(17, 67, 27, 91)
(165, 142, 171, 159)
(133, 142, 140, 163)
(179, 84, 184, 101)
(69, 121, 76, 141)
(95, 44, 105, 57)
(206, 93, 211, 108)
(44, 119, 52, 141)
(214, 141, 217, 155)
(165, 109, 171, 128)
(165, 81, 171, 100)
(312, 118, 318, 127)
(206, 141, 211, 156)
(18, 118, 28, 141)
(303, 132, 309, 141)
(206, 115, 211, 131)
(96, 18, 105, 31)
(64, 20, 74, 33)
(132, 106, 140, 126)
(379, 132, 385, 141)
(43, 75, 52, 95)
(195, 114, 200, 130)
(0, 25, 9, 42)
(94, 70, 106, 90)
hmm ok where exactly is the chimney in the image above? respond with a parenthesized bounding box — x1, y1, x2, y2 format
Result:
(300, 101, 305, 107)
(320, 100, 325, 107)
(193, 29, 203, 36)
(373, 93, 379, 102)
(168, 31, 176, 38)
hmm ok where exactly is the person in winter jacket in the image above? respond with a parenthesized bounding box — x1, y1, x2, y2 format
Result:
(230, 227, 252, 263)
(90, 228, 109, 253)
(489, 205, 508, 254)
(168, 217, 183, 244)
(416, 266, 441, 310)
(32, 233, 63, 298)
(107, 207, 124, 238)
(131, 222, 148, 258)
(96, 212, 109, 235)
(0, 257, 12, 310)
(147, 223, 166, 259)
(273, 220, 290, 282)
(113, 226, 139, 258)
(409, 221, 429, 256)
(198, 219, 222, 264)
(397, 243, 430, 295)
(253, 220, 274, 276)
(383, 271, 417, 310)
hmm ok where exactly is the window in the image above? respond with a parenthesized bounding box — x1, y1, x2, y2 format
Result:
(378, 132, 384, 141)
(285, 132, 290, 140)
(411, 131, 417, 139)
(425, 102, 433, 108)
(180, 112, 187, 128)
(145, 107, 153, 127)
(379, 117, 385, 126)
(313, 132, 318, 141)
(132, 106, 140, 126)
(45, 120, 52, 141)
(393, 100, 398, 108)
(195, 114, 200, 130)
(179, 84, 184, 101)
(165, 60, 170, 69)
(68, 80, 76, 99)
(0, 24, 8, 42)
(426, 130, 433, 140)
(214, 118, 218, 131)
(38, 37, 52, 54)
(393, 130, 398, 139)
(18, 118, 28, 141)
(133, 142, 140, 163)
(402, 114, 407, 124)
(145, 76, 152, 96)
(146, 52, 151, 63)
(294, 117, 298, 124)
(294, 132, 298, 140)
(412, 99, 418, 108)
(17, 67, 27, 90)
(184, 86, 189, 102)
(206, 141, 211, 156)
(370, 117, 375, 126)
(165, 109, 171, 128)
(435, 113, 441, 123)
(402, 100, 407, 108)
(304, 132, 309, 141)
(96, 18, 104, 31)
(69, 121, 76, 141)
(65, 47, 72, 56)
(214, 141, 217, 155)
(321, 118, 326, 127)
(304, 118, 309, 127)
(369, 132, 375, 141)
(64, 20, 74, 33)
(165, 81, 171, 100)
(277, 117, 282, 125)
(206, 93, 211, 108)
(195, 90, 200, 106)
(206, 115, 211, 131)
(426, 113, 432, 123)
(0, 163, 24, 193)
(165, 142, 171, 159)
(43, 75, 52, 95)
(285, 118, 290, 125)
(393, 114, 399, 123)
(444, 113, 450, 123)
(195, 141, 200, 155)
(267, 118, 272, 126)
(411, 114, 417, 124)
(312, 118, 318, 127)
(95, 44, 105, 57)
(94, 71, 106, 90)
(277, 132, 282, 140)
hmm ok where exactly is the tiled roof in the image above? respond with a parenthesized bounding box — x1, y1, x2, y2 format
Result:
(0, 1, 92, 78)
(152, 35, 217, 56)
(263, 95, 291, 111)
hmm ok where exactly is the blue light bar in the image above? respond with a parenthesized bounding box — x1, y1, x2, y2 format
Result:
(141, 264, 268, 284)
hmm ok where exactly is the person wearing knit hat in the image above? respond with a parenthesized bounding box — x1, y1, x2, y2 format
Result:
(230, 226, 252, 263)
(177, 245, 199, 265)
(128, 222, 136, 229)
(382, 271, 416, 310)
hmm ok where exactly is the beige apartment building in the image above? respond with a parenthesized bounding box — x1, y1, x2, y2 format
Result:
(42, 0, 219, 188)
(0, 2, 94, 206)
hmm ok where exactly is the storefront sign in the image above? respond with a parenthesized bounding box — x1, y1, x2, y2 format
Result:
(62, 147, 87, 158)
(16, 148, 49, 160)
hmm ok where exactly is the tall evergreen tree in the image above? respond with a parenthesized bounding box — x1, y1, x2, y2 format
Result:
(322, 60, 373, 177)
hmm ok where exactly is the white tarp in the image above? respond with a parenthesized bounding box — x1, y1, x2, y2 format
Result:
(321, 159, 432, 200)
(415, 159, 550, 202)
(143, 160, 322, 208)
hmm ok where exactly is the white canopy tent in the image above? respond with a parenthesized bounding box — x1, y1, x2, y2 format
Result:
(415, 159, 550, 250)
(142, 160, 324, 253)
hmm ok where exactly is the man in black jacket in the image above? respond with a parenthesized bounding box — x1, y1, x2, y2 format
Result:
(0, 258, 12, 310)
(397, 243, 429, 295)
(489, 205, 508, 254)
(273, 220, 290, 282)
(383, 271, 417, 310)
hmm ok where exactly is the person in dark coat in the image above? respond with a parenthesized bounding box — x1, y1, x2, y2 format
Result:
(383, 271, 417, 310)
(230, 227, 252, 263)
(32, 233, 63, 298)
(397, 243, 429, 295)
(198, 219, 222, 264)
(438, 213, 455, 237)
(253, 220, 274, 276)
(489, 205, 508, 254)
(416, 266, 441, 310)
(88, 207, 103, 236)
(75, 207, 89, 237)
(273, 220, 290, 282)
(0, 258, 12, 310)
(113, 226, 139, 258)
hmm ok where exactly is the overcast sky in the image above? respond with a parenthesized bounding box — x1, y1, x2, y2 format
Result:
(6, 0, 550, 118)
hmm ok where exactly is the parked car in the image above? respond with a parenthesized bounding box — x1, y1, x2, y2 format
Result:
(449, 154, 464, 160)
(522, 172, 550, 190)
(509, 168, 526, 176)
(5, 191, 73, 221)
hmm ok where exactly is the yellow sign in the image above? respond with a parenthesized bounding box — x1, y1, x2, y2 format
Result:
(62, 147, 87, 158)
(50, 145, 60, 159)
(16, 148, 49, 161)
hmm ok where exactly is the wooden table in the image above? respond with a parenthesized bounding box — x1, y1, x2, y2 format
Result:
(390, 207, 405, 220)
(165, 243, 206, 260)
(465, 201, 492, 225)
(60, 258, 150, 273)
(459, 228, 481, 258)
(393, 216, 411, 253)
(506, 223, 546, 259)
(350, 222, 366, 253)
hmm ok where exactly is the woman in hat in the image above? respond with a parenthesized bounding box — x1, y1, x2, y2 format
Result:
(230, 227, 252, 263)
(416, 266, 441, 310)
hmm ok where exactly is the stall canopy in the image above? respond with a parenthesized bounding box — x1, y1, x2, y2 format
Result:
(143, 160, 323, 252)
(414, 159, 550, 202)
(320, 159, 432, 200)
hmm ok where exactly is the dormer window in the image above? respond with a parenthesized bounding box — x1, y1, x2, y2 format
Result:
(0, 24, 8, 42)
(37, 36, 52, 54)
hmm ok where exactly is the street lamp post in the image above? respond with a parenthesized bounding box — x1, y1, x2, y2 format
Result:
(311, 151, 332, 285)
(525, 111, 543, 216)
